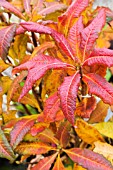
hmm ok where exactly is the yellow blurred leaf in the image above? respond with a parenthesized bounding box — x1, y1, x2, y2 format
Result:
(11, 0, 24, 12)
(94, 141, 113, 165)
(2, 110, 17, 123)
(75, 119, 105, 144)
(94, 122, 113, 139)
(7, 71, 27, 110)
(0, 59, 9, 73)
(12, 87, 41, 112)
(9, 34, 29, 64)
(41, 70, 66, 101)
(1, 76, 12, 94)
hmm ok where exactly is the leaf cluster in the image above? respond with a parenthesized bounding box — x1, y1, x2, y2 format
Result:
(0, 0, 113, 169)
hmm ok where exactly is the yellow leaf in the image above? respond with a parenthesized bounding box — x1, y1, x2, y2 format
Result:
(2, 110, 17, 123)
(12, 87, 42, 112)
(94, 141, 113, 165)
(75, 119, 105, 144)
(9, 34, 29, 64)
(0, 59, 9, 73)
(41, 70, 66, 101)
(94, 122, 113, 139)
(1, 76, 12, 94)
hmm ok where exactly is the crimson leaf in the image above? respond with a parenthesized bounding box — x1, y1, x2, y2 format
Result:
(43, 92, 60, 122)
(81, 9, 106, 60)
(10, 118, 35, 149)
(13, 54, 74, 100)
(58, 71, 80, 125)
(83, 73, 113, 105)
(68, 16, 83, 60)
(0, 24, 16, 60)
(83, 48, 113, 67)
(21, 22, 76, 61)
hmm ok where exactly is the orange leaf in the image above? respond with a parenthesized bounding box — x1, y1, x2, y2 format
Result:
(15, 142, 56, 155)
(89, 100, 109, 123)
(30, 123, 48, 136)
(53, 154, 66, 170)
(76, 96, 96, 118)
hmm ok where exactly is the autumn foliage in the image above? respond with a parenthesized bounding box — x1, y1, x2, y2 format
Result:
(1, 0, 113, 169)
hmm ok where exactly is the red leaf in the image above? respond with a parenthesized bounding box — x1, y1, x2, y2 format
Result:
(38, 2, 67, 16)
(55, 121, 71, 148)
(21, 22, 76, 61)
(64, 148, 113, 170)
(44, 92, 60, 122)
(31, 152, 58, 170)
(83, 48, 113, 67)
(83, 73, 113, 105)
(58, 0, 88, 36)
(10, 118, 35, 149)
(0, 24, 16, 60)
(13, 54, 74, 100)
(16, 26, 25, 35)
(23, 0, 31, 16)
(0, 0, 25, 20)
(20, 22, 52, 34)
(81, 9, 106, 60)
(68, 16, 83, 59)
(51, 29, 77, 61)
(0, 128, 15, 162)
(58, 71, 80, 125)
